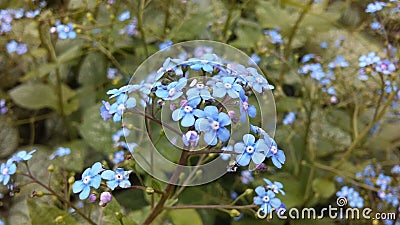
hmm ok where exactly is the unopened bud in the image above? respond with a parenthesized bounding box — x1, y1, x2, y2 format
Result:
(229, 209, 241, 218)
(89, 193, 97, 203)
(115, 212, 123, 220)
(48, 164, 54, 172)
(54, 215, 64, 223)
(68, 176, 75, 184)
(99, 192, 112, 207)
(245, 189, 253, 195)
(145, 187, 154, 194)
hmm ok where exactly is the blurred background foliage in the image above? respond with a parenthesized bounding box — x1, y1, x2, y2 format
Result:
(0, 0, 399, 224)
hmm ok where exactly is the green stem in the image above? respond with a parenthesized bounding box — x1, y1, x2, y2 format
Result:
(278, 0, 314, 84)
(137, 0, 149, 57)
(334, 90, 399, 168)
(142, 151, 189, 225)
(22, 165, 96, 225)
(39, 21, 73, 140)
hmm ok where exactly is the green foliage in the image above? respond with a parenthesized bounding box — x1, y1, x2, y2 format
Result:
(27, 200, 80, 225)
(168, 209, 203, 225)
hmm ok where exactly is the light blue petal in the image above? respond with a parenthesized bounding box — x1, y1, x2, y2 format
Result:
(202, 63, 214, 73)
(212, 87, 226, 98)
(181, 114, 195, 127)
(227, 89, 239, 98)
(8, 163, 16, 174)
(81, 168, 91, 178)
(248, 106, 257, 117)
(79, 186, 90, 199)
(204, 131, 217, 145)
(237, 153, 251, 166)
(218, 113, 231, 127)
(270, 198, 282, 208)
(276, 150, 286, 163)
(254, 196, 263, 205)
(195, 118, 209, 131)
(217, 127, 230, 142)
(255, 186, 266, 196)
(118, 180, 131, 188)
(172, 109, 184, 121)
(204, 106, 219, 119)
(252, 152, 266, 165)
(107, 180, 119, 190)
(126, 98, 136, 108)
(3, 175, 10, 185)
(272, 157, 282, 168)
(91, 162, 103, 175)
(72, 181, 85, 193)
(91, 175, 101, 189)
(234, 143, 245, 153)
(193, 109, 205, 118)
(101, 170, 115, 180)
(243, 134, 255, 145)
(174, 78, 188, 90)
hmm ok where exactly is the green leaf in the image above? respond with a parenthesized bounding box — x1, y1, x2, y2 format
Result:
(0, 116, 19, 159)
(27, 200, 81, 225)
(78, 52, 107, 86)
(230, 19, 262, 48)
(103, 198, 138, 225)
(79, 104, 119, 154)
(54, 140, 87, 171)
(312, 178, 335, 198)
(9, 83, 58, 110)
(276, 97, 302, 113)
(255, 1, 293, 31)
(169, 209, 203, 225)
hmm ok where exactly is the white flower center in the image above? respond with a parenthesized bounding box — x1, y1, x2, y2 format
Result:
(211, 121, 220, 130)
(196, 83, 204, 89)
(2, 167, 8, 175)
(224, 83, 232, 89)
(246, 146, 254, 154)
(64, 26, 70, 32)
(115, 173, 124, 181)
(184, 105, 193, 113)
(271, 145, 277, 154)
(256, 77, 263, 83)
(83, 175, 91, 184)
(168, 88, 176, 96)
(262, 196, 270, 202)
(271, 185, 278, 193)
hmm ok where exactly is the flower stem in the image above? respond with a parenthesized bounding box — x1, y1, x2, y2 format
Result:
(142, 151, 189, 225)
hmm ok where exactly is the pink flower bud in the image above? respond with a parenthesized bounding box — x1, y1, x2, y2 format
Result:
(99, 192, 112, 207)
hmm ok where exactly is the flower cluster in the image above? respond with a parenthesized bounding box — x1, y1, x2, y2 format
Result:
(253, 178, 285, 215)
(6, 40, 28, 55)
(50, 20, 77, 40)
(0, 6, 42, 34)
(72, 162, 132, 200)
(0, 150, 36, 186)
(336, 186, 364, 208)
(358, 51, 397, 78)
(98, 46, 286, 215)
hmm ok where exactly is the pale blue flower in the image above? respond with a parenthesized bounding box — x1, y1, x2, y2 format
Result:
(172, 98, 203, 127)
(265, 138, 286, 168)
(0, 161, 16, 185)
(213, 76, 242, 98)
(234, 134, 268, 166)
(155, 78, 187, 100)
(195, 106, 231, 145)
(72, 162, 103, 199)
(253, 187, 282, 214)
(101, 168, 131, 190)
